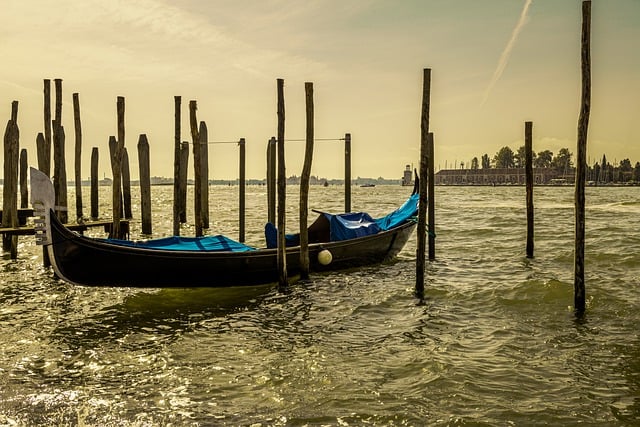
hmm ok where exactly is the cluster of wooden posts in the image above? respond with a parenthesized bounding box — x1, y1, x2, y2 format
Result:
(0, 79, 359, 268)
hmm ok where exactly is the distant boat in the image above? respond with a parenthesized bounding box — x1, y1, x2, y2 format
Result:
(323, 180, 329, 187)
(360, 184, 375, 188)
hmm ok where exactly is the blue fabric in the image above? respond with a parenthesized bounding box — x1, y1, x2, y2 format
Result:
(103, 235, 256, 252)
(325, 212, 381, 241)
(264, 222, 299, 249)
(374, 193, 420, 230)
(265, 193, 420, 247)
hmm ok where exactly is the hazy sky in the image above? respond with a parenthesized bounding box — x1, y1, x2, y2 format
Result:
(1, 0, 638, 180)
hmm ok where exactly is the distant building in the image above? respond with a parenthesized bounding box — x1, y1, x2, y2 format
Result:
(401, 164, 413, 186)
(435, 168, 566, 185)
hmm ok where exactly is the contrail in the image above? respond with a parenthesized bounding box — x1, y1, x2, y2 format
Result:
(481, 0, 533, 106)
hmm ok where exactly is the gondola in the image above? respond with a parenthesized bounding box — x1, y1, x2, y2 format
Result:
(30, 167, 419, 288)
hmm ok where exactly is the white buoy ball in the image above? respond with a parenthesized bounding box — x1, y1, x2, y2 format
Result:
(318, 249, 333, 265)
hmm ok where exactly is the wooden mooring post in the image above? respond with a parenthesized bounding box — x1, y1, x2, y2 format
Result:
(267, 137, 276, 225)
(2, 106, 19, 257)
(427, 132, 435, 260)
(416, 68, 431, 300)
(299, 82, 315, 279)
(238, 138, 246, 243)
(90, 147, 99, 220)
(73, 93, 83, 220)
(574, 0, 591, 314)
(19, 149, 28, 209)
(344, 133, 351, 213)
(138, 134, 152, 235)
(276, 78, 288, 290)
(525, 121, 534, 258)
(52, 120, 68, 223)
(42, 79, 52, 177)
(173, 96, 181, 235)
(199, 121, 209, 230)
(110, 96, 126, 239)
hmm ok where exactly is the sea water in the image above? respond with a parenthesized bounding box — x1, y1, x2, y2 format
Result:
(1, 184, 639, 425)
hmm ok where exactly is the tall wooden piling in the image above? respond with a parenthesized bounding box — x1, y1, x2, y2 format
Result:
(54, 79, 62, 126)
(19, 148, 28, 209)
(200, 121, 209, 230)
(179, 141, 189, 224)
(110, 96, 126, 239)
(36, 132, 47, 174)
(238, 138, 246, 242)
(525, 121, 534, 258)
(42, 79, 51, 176)
(189, 101, 203, 237)
(416, 68, 431, 300)
(276, 78, 288, 290)
(344, 133, 351, 213)
(138, 134, 152, 234)
(173, 96, 181, 235)
(300, 82, 315, 279)
(122, 148, 132, 219)
(90, 147, 99, 220)
(267, 137, 276, 224)
(2, 116, 19, 257)
(427, 132, 435, 260)
(52, 121, 68, 223)
(574, 0, 591, 314)
(73, 93, 83, 220)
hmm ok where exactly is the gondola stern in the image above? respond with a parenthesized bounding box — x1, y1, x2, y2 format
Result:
(29, 167, 55, 246)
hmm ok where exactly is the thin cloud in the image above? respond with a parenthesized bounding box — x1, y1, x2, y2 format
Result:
(481, 0, 533, 106)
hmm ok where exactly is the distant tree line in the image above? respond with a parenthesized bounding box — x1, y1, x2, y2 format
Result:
(464, 146, 640, 183)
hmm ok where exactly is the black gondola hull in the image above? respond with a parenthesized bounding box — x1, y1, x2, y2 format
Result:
(47, 212, 416, 288)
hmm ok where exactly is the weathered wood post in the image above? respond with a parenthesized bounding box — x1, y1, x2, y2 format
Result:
(575, 0, 591, 314)
(110, 96, 126, 239)
(173, 96, 181, 235)
(189, 100, 203, 237)
(276, 78, 288, 290)
(2, 113, 19, 257)
(525, 121, 534, 258)
(179, 141, 189, 224)
(267, 137, 276, 224)
(90, 147, 99, 220)
(200, 123, 209, 230)
(19, 148, 28, 209)
(42, 79, 52, 176)
(138, 134, 152, 234)
(36, 133, 47, 174)
(73, 93, 83, 220)
(54, 79, 62, 127)
(238, 138, 246, 242)
(300, 82, 315, 279)
(427, 132, 435, 260)
(344, 133, 351, 212)
(122, 148, 133, 219)
(416, 68, 431, 300)
(108, 136, 123, 218)
(52, 120, 68, 223)
(53, 77, 63, 223)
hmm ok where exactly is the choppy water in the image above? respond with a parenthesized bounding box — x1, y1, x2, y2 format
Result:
(1, 184, 640, 426)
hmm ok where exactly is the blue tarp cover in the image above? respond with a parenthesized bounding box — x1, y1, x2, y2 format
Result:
(265, 192, 419, 248)
(103, 235, 256, 252)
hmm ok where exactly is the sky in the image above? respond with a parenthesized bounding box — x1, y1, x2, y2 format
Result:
(1, 0, 639, 180)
